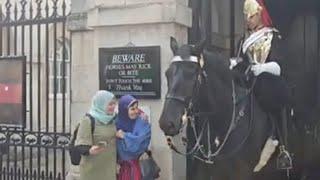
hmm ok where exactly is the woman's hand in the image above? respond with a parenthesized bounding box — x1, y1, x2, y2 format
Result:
(89, 145, 107, 155)
(116, 130, 125, 139)
(138, 109, 149, 122)
(140, 113, 149, 122)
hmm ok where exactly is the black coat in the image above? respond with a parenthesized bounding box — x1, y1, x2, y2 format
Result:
(233, 31, 290, 113)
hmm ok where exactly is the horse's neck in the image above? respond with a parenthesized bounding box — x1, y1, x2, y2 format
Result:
(200, 62, 234, 131)
(203, 62, 233, 106)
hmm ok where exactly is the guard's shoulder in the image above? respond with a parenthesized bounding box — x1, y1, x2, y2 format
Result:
(272, 28, 282, 40)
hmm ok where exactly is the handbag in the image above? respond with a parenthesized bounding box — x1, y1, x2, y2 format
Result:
(139, 151, 161, 180)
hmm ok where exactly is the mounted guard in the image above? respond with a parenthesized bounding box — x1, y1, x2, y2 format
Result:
(230, 0, 292, 171)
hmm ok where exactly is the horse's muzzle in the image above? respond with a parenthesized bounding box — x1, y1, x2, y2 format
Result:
(160, 121, 180, 136)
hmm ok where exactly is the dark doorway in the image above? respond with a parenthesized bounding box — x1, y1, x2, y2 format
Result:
(278, 1, 320, 124)
(287, 13, 319, 112)
(281, 3, 320, 177)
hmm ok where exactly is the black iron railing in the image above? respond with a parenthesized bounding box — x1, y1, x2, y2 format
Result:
(0, 0, 71, 179)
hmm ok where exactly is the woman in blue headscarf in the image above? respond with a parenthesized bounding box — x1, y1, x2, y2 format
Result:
(74, 90, 117, 180)
(116, 95, 151, 180)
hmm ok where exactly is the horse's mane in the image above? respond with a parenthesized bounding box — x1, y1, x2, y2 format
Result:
(202, 49, 233, 89)
(199, 49, 234, 134)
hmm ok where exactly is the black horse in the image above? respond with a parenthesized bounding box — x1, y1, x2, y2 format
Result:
(159, 37, 319, 180)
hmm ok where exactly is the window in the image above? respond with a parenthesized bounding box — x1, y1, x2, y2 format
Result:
(49, 40, 70, 98)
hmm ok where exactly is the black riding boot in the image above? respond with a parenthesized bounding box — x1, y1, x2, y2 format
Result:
(276, 108, 293, 170)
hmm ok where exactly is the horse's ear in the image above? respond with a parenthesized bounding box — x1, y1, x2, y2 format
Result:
(193, 38, 207, 56)
(170, 37, 179, 55)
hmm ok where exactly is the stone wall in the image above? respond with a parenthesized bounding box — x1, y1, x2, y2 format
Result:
(68, 0, 192, 179)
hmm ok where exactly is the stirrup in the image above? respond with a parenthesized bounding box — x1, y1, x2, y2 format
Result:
(277, 145, 292, 170)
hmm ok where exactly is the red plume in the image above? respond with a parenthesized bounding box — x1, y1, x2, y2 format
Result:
(257, 0, 273, 27)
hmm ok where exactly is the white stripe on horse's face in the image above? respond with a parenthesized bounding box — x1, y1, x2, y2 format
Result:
(171, 56, 198, 63)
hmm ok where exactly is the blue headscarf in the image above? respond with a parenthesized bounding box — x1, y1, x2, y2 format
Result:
(89, 90, 115, 124)
(116, 95, 151, 161)
(116, 95, 138, 132)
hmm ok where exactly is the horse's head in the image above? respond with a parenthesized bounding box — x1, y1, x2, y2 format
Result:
(159, 37, 206, 136)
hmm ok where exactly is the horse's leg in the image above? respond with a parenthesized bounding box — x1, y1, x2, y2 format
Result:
(189, 159, 211, 180)
(230, 159, 253, 180)
(211, 162, 230, 180)
(254, 171, 288, 180)
(207, 160, 242, 180)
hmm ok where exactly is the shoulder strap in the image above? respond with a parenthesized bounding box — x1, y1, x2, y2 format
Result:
(70, 123, 80, 145)
(85, 113, 95, 134)
(70, 114, 95, 146)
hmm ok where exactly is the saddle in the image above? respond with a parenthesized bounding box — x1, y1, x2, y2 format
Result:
(233, 82, 293, 171)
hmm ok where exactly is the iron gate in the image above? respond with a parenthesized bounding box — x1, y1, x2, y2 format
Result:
(0, 0, 71, 179)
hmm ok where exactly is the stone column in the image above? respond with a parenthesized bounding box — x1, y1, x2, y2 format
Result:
(211, 0, 244, 55)
(67, 0, 192, 180)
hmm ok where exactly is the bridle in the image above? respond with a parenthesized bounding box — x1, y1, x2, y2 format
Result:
(165, 56, 209, 156)
(165, 55, 255, 164)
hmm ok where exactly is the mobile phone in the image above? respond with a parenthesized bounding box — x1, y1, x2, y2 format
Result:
(97, 141, 107, 147)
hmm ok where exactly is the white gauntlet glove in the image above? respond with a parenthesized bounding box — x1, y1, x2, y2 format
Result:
(229, 57, 243, 70)
(251, 62, 281, 76)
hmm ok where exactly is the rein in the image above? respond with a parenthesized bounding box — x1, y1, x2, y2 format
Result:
(166, 59, 257, 164)
(165, 66, 211, 156)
